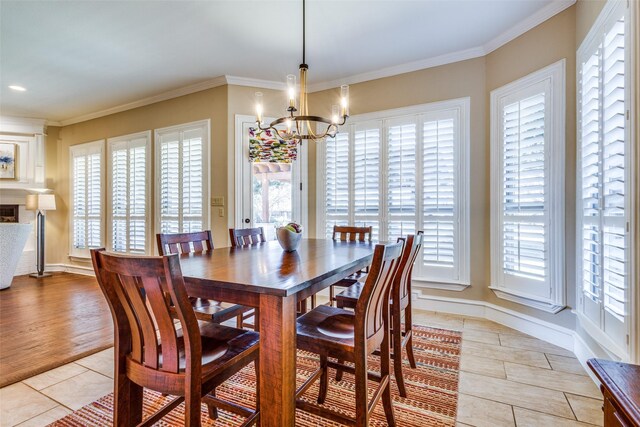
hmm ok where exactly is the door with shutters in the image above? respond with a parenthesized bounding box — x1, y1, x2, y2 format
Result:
(235, 116, 305, 240)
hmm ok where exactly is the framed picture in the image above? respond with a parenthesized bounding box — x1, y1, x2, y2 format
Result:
(0, 143, 17, 179)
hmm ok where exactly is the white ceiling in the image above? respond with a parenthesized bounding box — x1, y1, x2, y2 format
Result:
(0, 0, 573, 124)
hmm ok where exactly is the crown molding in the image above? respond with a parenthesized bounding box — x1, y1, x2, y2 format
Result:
(53, 0, 576, 126)
(307, 46, 486, 93)
(58, 76, 228, 126)
(224, 75, 287, 91)
(483, 0, 576, 54)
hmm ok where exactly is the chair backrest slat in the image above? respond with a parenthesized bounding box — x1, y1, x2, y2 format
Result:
(91, 249, 199, 375)
(355, 242, 403, 345)
(332, 226, 372, 243)
(229, 227, 266, 247)
(156, 231, 214, 256)
(393, 232, 424, 308)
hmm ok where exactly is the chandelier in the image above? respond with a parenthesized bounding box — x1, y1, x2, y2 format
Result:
(254, 0, 349, 143)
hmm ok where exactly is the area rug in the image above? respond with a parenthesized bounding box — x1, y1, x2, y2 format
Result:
(49, 325, 461, 426)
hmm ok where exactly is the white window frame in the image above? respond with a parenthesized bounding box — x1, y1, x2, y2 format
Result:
(154, 119, 210, 240)
(316, 98, 470, 290)
(576, 0, 636, 362)
(490, 59, 566, 313)
(68, 139, 105, 259)
(106, 131, 152, 254)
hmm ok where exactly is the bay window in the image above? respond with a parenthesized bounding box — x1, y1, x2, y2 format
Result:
(319, 98, 470, 287)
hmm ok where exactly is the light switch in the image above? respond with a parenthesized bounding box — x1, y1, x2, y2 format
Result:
(218, 207, 224, 217)
(211, 196, 225, 206)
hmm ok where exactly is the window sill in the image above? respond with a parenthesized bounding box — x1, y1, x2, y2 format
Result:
(413, 279, 470, 292)
(489, 286, 566, 314)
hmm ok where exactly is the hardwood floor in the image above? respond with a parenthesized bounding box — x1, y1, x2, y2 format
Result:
(0, 273, 113, 388)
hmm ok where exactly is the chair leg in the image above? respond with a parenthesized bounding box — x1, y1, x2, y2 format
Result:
(184, 384, 202, 427)
(237, 313, 244, 329)
(317, 355, 329, 404)
(354, 354, 369, 427)
(329, 285, 335, 306)
(311, 294, 317, 309)
(393, 310, 408, 397)
(404, 307, 417, 369)
(206, 389, 219, 420)
(254, 359, 260, 411)
(380, 323, 396, 426)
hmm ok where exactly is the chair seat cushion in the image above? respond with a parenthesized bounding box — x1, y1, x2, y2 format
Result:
(296, 305, 356, 360)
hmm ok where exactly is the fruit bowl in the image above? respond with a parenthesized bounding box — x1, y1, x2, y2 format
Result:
(276, 222, 303, 252)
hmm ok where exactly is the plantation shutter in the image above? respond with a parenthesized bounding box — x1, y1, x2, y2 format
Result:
(501, 92, 547, 284)
(421, 115, 457, 277)
(108, 133, 149, 254)
(577, 3, 629, 356)
(387, 118, 417, 242)
(580, 47, 601, 303)
(70, 141, 103, 257)
(158, 123, 207, 234)
(600, 16, 626, 322)
(353, 122, 381, 239)
(324, 131, 350, 237)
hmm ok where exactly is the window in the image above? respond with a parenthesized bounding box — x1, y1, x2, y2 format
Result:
(490, 59, 565, 313)
(155, 120, 210, 235)
(319, 99, 470, 287)
(107, 131, 151, 254)
(69, 140, 104, 258)
(577, 0, 631, 358)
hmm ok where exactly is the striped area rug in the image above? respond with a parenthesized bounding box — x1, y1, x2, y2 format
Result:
(49, 325, 461, 426)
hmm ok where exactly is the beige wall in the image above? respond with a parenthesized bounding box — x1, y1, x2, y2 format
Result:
(576, 0, 607, 44)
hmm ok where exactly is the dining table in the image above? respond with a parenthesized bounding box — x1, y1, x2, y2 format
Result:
(177, 238, 375, 427)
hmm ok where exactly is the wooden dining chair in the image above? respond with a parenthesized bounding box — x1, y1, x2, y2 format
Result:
(335, 232, 424, 397)
(90, 249, 259, 427)
(157, 231, 253, 328)
(228, 227, 267, 328)
(229, 227, 266, 247)
(329, 225, 373, 305)
(295, 241, 403, 426)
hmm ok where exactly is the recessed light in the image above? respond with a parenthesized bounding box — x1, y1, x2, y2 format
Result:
(9, 85, 26, 92)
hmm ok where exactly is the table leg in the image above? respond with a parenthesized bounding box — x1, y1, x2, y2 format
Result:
(258, 293, 297, 427)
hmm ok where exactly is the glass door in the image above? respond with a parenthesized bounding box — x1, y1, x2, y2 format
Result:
(236, 118, 305, 240)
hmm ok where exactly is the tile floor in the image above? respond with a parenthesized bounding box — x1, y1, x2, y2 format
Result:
(0, 310, 604, 427)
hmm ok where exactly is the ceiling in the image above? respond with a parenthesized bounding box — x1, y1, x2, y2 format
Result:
(0, 0, 573, 124)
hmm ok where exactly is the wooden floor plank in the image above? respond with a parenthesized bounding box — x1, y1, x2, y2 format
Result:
(0, 273, 113, 387)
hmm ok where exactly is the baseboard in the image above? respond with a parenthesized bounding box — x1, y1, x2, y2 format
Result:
(572, 330, 601, 385)
(45, 263, 95, 277)
(412, 293, 602, 384)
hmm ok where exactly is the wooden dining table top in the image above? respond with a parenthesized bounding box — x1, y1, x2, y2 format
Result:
(177, 238, 375, 297)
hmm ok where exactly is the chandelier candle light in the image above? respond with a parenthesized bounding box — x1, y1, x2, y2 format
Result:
(255, 0, 349, 142)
